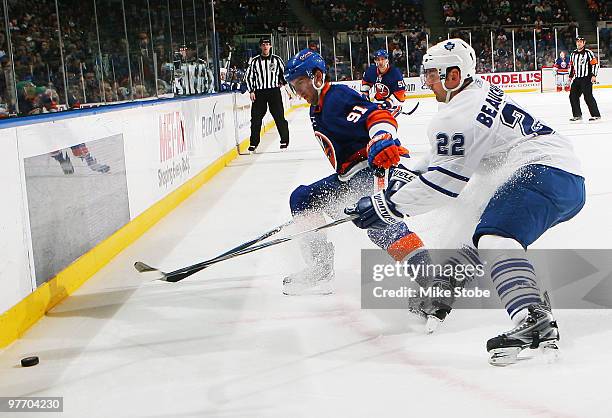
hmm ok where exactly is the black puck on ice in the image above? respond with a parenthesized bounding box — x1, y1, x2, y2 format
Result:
(20, 356, 39, 367)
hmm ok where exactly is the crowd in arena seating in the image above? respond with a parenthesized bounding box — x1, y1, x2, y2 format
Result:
(322, 29, 429, 81)
(0, 0, 303, 117)
(587, 0, 612, 21)
(0, 0, 610, 119)
(443, 0, 573, 27)
(0, 1, 175, 117)
(310, 0, 426, 32)
(448, 22, 580, 74)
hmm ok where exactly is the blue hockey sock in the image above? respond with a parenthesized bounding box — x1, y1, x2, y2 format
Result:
(490, 256, 542, 324)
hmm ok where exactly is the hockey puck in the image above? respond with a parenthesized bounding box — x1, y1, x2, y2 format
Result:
(20, 356, 39, 367)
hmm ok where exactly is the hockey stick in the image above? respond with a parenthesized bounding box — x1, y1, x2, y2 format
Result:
(135, 220, 292, 281)
(400, 101, 419, 116)
(134, 215, 357, 283)
(209, 220, 293, 259)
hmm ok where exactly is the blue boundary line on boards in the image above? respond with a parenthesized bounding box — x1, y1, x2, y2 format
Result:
(0, 91, 234, 130)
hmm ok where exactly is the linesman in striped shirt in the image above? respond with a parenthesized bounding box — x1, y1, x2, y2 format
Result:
(245, 37, 290, 152)
(569, 36, 601, 121)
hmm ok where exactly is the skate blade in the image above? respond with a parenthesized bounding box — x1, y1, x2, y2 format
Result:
(489, 341, 560, 366)
(489, 347, 523, 366)
(425, 316, 443, 334)
(540, 341, 561, 363)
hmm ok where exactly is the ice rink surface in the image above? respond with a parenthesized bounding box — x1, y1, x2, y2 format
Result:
(1, 89, 612, 417)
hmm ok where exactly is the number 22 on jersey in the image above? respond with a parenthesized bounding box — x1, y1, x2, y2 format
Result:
(436, 132, 465, 156)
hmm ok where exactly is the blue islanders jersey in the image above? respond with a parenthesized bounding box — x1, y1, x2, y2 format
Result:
(361, 64, 406, 102)
(554, 57, 570, 74)
(310, 83, 399, 180)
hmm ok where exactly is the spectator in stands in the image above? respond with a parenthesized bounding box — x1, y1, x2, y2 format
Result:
(443, 0, 575, 27)
(16, 81, 40, 116)
(392, 44, 404, 65)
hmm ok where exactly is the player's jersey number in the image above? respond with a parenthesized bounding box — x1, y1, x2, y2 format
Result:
(500, 103, 554, 136)
(347, 106, 367, 123)
(436, 132, 465, 156)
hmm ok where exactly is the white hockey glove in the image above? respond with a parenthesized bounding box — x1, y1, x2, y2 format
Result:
(345, 166, 418, 230)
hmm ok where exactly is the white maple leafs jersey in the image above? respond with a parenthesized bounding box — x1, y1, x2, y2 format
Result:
(392, 78, 583, 216)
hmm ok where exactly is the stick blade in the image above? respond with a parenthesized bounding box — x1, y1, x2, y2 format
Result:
(134, 261, 168, 281)
(134, 261, 156, 272)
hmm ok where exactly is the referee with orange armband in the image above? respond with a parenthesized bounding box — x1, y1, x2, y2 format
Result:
(569, 36, 601, 121)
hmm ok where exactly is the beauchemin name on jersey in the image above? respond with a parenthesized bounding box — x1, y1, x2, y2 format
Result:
(391, 78, 582, 216)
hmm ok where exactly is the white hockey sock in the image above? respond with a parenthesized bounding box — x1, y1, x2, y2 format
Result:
(479, 235, 542, 325)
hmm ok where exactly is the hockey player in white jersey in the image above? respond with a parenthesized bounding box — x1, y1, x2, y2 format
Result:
(346, 39, 586, 365)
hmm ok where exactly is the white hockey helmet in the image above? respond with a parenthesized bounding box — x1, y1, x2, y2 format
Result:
(421, 38, 476, 100)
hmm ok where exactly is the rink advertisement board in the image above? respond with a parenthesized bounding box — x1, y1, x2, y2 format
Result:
(23, 136, 130, 286)
(0, 89, 295, 316)
(478, 71, 542, 91)
(342, 73, 543, 96)
(340, 77, 427, 99)
(125, 93, 238, 218)
(341, 68, 612, 96)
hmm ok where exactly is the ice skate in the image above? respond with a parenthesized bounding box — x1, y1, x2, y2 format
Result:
(282, 242, 334, 296)
(83, 154, 110, 173)
(487, 303, 560, 366)
(52, 151, 75, 175)
(407, 297, 452, 334)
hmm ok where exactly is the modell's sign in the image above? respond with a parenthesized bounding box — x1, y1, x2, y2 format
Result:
(478, 71, 541, 90)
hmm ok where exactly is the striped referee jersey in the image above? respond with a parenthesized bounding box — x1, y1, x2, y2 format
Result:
(570, 48, 599, 78)
(245, 54, 286, 92)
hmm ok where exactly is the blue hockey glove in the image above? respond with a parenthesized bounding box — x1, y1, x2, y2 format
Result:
(344, 191, 403, 230)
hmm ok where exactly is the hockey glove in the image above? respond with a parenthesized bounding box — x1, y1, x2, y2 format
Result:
(344, 190, 403, 230)
(386, 165, 419, 196)
(379, 100, 393, 110)
(367, 132, 409, 170)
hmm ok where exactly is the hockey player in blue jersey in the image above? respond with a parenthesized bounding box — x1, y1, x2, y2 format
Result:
(282, 49, 425, 296)
(554, 51, 571, 92)
(361, 49, 407, 117)
(346, 39, 585, 365)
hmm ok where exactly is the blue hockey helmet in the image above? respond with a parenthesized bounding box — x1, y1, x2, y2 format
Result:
(284, 48, 326, 83)
(374, 49, 389, 59)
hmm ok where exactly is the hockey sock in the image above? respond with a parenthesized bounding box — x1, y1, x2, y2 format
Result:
(479, 235, 542, 324)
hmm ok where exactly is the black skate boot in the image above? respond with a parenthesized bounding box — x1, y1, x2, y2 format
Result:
(405, 250, 466, 334)
(487, 303, 560, 366)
